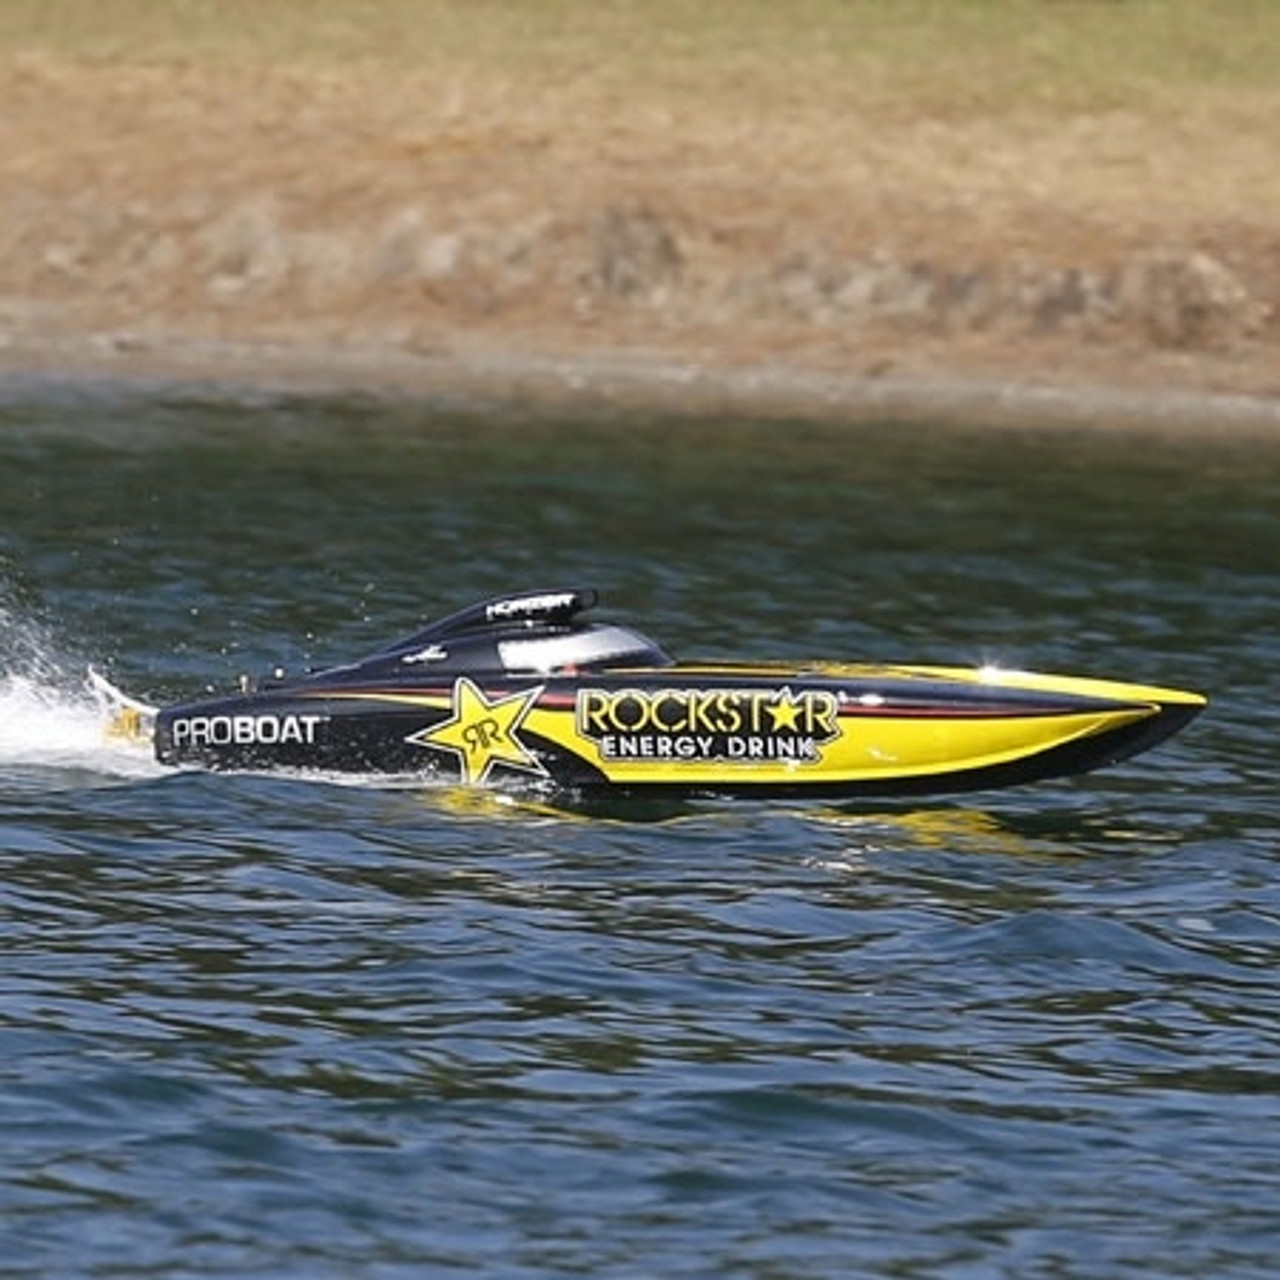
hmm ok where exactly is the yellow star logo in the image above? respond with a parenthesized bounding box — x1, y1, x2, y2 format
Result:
(767, 688, 802, 732)
(408, 678, 545, 784)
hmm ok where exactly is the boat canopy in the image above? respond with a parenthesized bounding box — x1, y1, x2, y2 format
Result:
(367, 588, 672, 675)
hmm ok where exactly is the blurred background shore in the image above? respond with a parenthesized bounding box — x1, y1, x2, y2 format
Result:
(3, 1, 1278, 426)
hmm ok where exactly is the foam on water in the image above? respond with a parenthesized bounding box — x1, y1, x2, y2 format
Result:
(0, 599, 160, 780)
(0, 672, 162, 779)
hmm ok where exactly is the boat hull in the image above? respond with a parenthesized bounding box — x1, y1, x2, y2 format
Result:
(152, 662, 1205, 797)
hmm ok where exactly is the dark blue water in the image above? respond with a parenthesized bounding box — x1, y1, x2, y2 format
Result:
(3, 381, 1279, 1278)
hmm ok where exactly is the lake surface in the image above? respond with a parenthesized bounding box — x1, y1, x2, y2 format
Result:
(2, 378, 1279, 1278)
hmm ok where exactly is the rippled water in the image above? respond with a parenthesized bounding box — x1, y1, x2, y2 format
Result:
(2, 380, 1279, 1277)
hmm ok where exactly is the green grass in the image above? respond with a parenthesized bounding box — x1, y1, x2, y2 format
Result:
(3, 0, 1278, 120)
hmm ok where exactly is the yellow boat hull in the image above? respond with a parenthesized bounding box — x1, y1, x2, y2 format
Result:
(101, 589, 1205, 798)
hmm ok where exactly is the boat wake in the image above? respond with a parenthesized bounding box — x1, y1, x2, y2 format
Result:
(0, 600, 160, 782)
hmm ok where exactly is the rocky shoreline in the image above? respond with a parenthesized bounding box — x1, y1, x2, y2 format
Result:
(4, 323, 1279, 443)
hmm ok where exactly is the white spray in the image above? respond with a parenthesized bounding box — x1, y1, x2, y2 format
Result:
(0, 594, 158, 778)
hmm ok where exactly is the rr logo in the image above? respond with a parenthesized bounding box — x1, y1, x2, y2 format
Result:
(408, 679, 546, 784)
(462, 717, 504, 753)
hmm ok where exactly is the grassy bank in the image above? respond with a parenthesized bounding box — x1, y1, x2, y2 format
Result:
(2, 2, 1278, 402)
(5, 2, 1277, 102)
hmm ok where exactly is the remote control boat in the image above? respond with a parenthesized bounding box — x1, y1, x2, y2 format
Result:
(94, 588, 1205, 798)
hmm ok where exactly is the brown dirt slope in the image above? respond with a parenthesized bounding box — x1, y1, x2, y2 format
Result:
(2, 5, 1280, 424)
